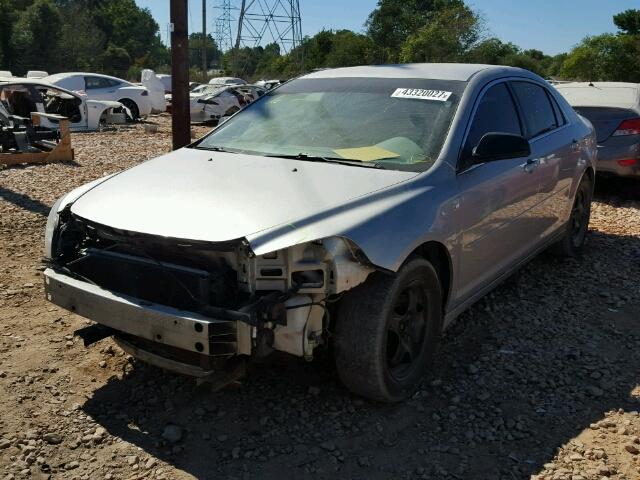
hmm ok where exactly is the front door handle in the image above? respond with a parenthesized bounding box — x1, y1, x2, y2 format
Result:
(523, 158, 539, 173)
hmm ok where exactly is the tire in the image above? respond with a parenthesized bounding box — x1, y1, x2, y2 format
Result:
(119, 98, 140, 120)
(334, 258, 443, 402)
(550, 173, 593, 257)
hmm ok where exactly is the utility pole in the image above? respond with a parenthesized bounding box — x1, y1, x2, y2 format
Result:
(202, 0, 207, 75)
(170, 0, 190, 149)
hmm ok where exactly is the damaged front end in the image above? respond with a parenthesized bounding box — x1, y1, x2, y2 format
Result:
(44, 207, 375, 378)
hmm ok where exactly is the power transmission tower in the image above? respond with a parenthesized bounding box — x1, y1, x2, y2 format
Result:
(235, 0, 303, 71)
(214, 0, 234, 53)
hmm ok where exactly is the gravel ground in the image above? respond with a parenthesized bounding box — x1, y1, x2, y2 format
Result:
(0, 116, 639, 480)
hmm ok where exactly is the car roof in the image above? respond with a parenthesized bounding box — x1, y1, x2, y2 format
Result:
(554, 82, 640, 109)
(301, 63, 529, 82)
(44, 72, 131, 84)
(0, 78, 82, 98)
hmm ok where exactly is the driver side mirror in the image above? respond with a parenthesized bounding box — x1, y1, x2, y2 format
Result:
(472, 133, 530, 163)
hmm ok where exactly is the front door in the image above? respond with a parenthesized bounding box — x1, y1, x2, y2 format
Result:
(454, 81, 542, 304)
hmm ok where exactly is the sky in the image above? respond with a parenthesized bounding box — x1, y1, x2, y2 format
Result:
(135, 0, 639, 56)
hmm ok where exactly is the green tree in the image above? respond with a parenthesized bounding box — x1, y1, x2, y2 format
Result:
(188, 32, 222, 70)
(466, 37, 520, 64)
(57, 2, 106, 71)
(366, 0, 464, 63)
(560, 34, 640, 82)
(99, 44, 131, 77)
(325, 30, 373, 67)
(0, 0, 15, 69)
(399, 4, 480, 63)
(614, 9, 640, 35)
(94, 0, 162, 64)
(10, 0, 62, 74)
(501, 53, 544, 75)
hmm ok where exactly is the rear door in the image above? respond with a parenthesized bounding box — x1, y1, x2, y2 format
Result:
(510, 81, 574, 238)
(455, 81, 541, 302)
(84, 76, 120, 101)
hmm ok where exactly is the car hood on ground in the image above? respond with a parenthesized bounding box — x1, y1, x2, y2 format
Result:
(70, 147, 417, 244)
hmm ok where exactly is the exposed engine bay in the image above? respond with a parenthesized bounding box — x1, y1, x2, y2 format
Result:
(45, 209, 375, 376)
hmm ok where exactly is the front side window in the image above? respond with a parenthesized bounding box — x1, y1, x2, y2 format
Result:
(461, 82, 522, 164)
(196, 77, 467, 172)
(511, 81, 558, 138)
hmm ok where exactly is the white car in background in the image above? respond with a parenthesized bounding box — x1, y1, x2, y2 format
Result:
(157, 74, 172, 93)
(44, 72, 152, 119)
(190, 84, 265, 123)
(0, 78, 126, 131)
(26, 70, 49, 79)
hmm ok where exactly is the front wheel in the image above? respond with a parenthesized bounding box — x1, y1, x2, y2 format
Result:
(551, 174, 593, 257)
(334, 258, 443, 402)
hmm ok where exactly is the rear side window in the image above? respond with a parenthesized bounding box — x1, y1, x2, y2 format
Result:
(462, 82, 522, 162)
(547, 91, 566, 127)
(511, 81, 558, 138)
(84, 77, 113, 90)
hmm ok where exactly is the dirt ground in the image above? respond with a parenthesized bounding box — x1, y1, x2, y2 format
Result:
(1, 116, 639, 480)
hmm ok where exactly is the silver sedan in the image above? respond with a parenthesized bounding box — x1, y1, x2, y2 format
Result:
(43, 64, 597, 402)
(555, 81, 640, 178)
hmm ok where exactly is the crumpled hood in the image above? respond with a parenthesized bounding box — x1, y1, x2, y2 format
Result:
(70, 147, 417, 243)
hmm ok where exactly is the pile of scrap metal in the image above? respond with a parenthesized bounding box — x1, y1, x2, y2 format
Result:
(0, 101, 74, 166)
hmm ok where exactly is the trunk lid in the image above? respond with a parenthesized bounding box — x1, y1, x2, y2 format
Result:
(573, 107, 637, 143)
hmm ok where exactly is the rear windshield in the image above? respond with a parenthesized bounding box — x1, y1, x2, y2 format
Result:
(195, 77, 467, 172)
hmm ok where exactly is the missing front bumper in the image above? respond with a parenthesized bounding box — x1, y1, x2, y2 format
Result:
(44, 268, 252, 357)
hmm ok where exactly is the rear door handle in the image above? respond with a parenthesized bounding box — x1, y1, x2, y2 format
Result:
(523, 158, 539, 173)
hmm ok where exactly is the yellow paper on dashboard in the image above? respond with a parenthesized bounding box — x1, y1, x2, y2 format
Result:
(333, 146, 400, 162)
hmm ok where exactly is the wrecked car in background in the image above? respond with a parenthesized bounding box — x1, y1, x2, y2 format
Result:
(44, 72, 152, 120)
(0, 78, 128, 131)
(189, 84, 266, 123)
(44, 64, 596, 402)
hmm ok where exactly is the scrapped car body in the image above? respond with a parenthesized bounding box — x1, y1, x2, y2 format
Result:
(0, 78, 128, 131)
(26, 70, 49, 79)
(44, 72, 152, 120)
(555, 82, 640, 178)
(189, 84, 266, 123)
(208, 76, 246, 86)
(44, 64, 597, 402)
(140, 69, 167, 113)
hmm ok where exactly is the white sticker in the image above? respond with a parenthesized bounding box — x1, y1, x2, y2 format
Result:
(391, 88, 452, 102)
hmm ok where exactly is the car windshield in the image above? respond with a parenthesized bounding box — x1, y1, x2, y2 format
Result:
(196, 77, 466, 172)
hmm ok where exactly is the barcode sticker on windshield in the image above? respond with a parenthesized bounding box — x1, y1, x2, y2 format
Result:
(391, 88, 452, 102)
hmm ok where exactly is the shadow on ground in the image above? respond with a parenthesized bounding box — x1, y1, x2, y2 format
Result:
(594, 175, 640, 205)
(81, 224, 640, 480)
(0, 186, 51, 217)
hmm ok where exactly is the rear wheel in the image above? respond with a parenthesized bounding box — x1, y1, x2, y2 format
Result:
(334, 258, 442, 402)
(551, 174, 593, 256)
(119, 98, 140, 121)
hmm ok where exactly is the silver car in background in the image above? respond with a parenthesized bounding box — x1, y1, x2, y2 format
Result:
(43, 64, 596, 402)
(555, 82, 640, 178)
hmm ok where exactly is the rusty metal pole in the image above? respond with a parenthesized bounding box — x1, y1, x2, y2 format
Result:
(202, 0, 207, 75)
(170, 0, 190, 150)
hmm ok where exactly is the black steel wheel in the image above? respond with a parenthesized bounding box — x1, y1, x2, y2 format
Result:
(335, 258, 442, 402)
(551, 173, 593, 257)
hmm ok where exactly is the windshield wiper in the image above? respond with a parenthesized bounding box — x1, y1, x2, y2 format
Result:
(265, 153, 383, 169)
(195, 145, 239, 153)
